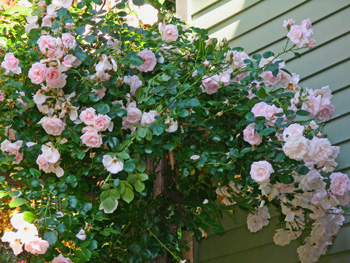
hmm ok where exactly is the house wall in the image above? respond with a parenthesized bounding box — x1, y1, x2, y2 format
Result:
(176, 0, 350, 262)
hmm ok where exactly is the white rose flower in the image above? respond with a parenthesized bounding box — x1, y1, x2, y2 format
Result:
(250, 161, 274, 186)
(76, 229, 87, 240)
(282, 134, 309, 161)
(102, 155, 124, 174)
(283, 123, 304, 141)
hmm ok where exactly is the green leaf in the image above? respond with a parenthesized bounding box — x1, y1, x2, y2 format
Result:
(108, 137, 119, 150)
(124, 160, 136, 172)
(9, 198, 25, 208)
(129, 244, 141, 253)
(75, 26, 85, 35)
(117, 152, 130, 160)
(23, 211, 36, 223)
(296, 110, 310, 116)
(115, 109, 127, 117)
(296, 166, 310, 175)
(259, 127, 275, 136)
(275, 152, 286, 162)
(85, 35, 96, 43)
(28, 178, 39, 187)
(162, 142, 176, 151)
(57, 8, 68, 18)
(96, 103, 110, 114)
(280, 174, 294, 184)
(73, 48, 87, 61)
(187, 98, 200, 108)
(75, 248, 92, 262)
(213, 225, 225, 234)
(129, 53, 144, 66)
(152, 125, 164, 136)
(89, 93, 100, 102)
(179, 109, 189, 117)
(132, 0, 145, 6)
(122, 187, 134, 203)
(30, 168, 41, 178)
(103, 197, 117, 212)
(138, 173, 148, 181)
(0, 176, 5, 181)
(263, 51, 274, 59)
(135, 180, 145, 193)
(44, 231, 57, 245)
(114, 179, 120, 186)
(137, 128, 147, 138)
(92, 0, 103, 4)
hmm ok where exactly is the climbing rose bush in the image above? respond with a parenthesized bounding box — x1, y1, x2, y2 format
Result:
(0, 1, 348, 263)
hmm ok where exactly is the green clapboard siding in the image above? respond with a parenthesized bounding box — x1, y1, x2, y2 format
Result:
(175, 0, 350, 262)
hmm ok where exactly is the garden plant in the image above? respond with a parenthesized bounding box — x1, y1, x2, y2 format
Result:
(0, 0, 349, 263)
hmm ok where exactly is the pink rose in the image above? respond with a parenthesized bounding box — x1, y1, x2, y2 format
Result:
(80, 108, 97, 126)
(125, 106, 142, 124)
(135, 49, 157, 72)
(46, 67, 67, 89)
(36, 154, 50, 171)
(330, 173, 350, 196)
(61, 33, 76, 50)
(301, 18, 312, 29)
(62, 55, 77, 68)
(308, 39, 316, 48)
(37, 35, 64, 58)
(282, 123, 304, 141)
(138, 4, 158, 26)
(92, 86, 106, 99)
(52, 254, 73, 263)
(243, 123, 262, 146)
(1, 53, 21, 74)
(80, 128, 102, 148)
(282, 135, 309, 161)
(302, 95, 321, 116)
(250, 161, 274, 186)
(28, 63, 46, 84)
(251, 102, 282, 124)
(283, 19, 295, 29)
(315, 103, 335, 123)
(1, 139, 22, 156)
(123, 75, 142, 96)
(125, 14, 139, 28)
(39, 117, 66, 136)
(287, 25, 313, 48)
(141, 111, 157, 126)
(24, 238, 49, 254)
(260, 70, 282, 86)
(94, 114, 111, 131)
(304, 137, 332, 164)
(162, 24, 178, 43)
(202, 75, 221, 94)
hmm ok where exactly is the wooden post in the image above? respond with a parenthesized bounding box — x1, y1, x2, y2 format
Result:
(176, 0, 190, 21)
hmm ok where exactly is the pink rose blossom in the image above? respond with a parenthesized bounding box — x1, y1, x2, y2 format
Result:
(330, 173, 350, 196)
(137, 4, 158, 26)
(251, 102, 283, 124)
(283, 19, 295, 29)
(1, 53, 21, 74)
(260, 70, 282, 86)
(283, 123, 304, 141)
(39, 117, 66, 136)
(123, 75, 142, 96)
(287, 25, 313, 48)
(94, 114, 111, 131)
(0, 90, 4, 101)
(250, 161, 274, 186)
(141, 111, 157, 126)
(36, 155, 50, 171)
(125, 106, 142, 124)
(37, 35, 64, 58)
(28, 63, 47, 84)
(162, 24, 178, 43)
(92, 86, 106, 99)
(80, 128, 102, 148)
(24, 238, 49, 254)
(282, 135, 309, 161)
(125, 14, 139, 28)
(46, 67, 67, 88)
(66, 23, 73, 29)
(301, 18, 312, 29)
(135, 49, 157, 72)
(62, 55, 77, 68)
(80, 108, 97, 126)
(308, 39, 316, 48)
(315, 103, 335, 123)
(61, 33, 76, 50)
(1, 139, 22, 156)
(201, 75, 221, 94)
(42, 13, 57, 27)
(243, 123, 262, 146)
(52, 254, 73, 263)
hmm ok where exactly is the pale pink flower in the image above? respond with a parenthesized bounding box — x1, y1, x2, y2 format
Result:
(137, 4, 158, 26)
(201, 75, 221, 94)
(80, 108, 97, 126)
(102, 155, 124, 174)
(243, 123, 262, 146)
(304, 137, 332, 164)
(301, 18, 312, 29)
(141, 111, 157, 126)
(37, 35, 64, 58)
(28, 62, 47, 84)
(135, 49, 157, 72)
(1, 53, 21, 74)
(52, 254, 73, 263)
(250, 161, 274, 186)
(76, 229, 86, 240)
(42, 13, 57, 27)
(162, 24, 178, 43)
(94, 114, 111, 131)
(282, 135, 309, 161)
(315, 104, 335, 122)
(92, 86, 106, 99)
(330, 172, 350, 196)
(247, 206, 270, 233)
(61, 33, 76, 50)
(66, 23, 73, 29)
(287, 25, 313, 48)
(123, 75, 142, 96)
(39, 116, 66, 136)
(62, 54, 77, 68)
(1, 139, 22, 156)
(36, 155, 50, 171)
(46, 67, 67, 88)
(283, 123, 304, 141)
(24, 238, 49, 254)
(260, 70, 282, 86)
(125, 14, 139, 28)
(125, 106, 142, 124)
(52, 0, 73, 8)
(0, 90, 4, 101)
(80, 128, 102, 148)
(25, 16, 39, 33)
(95, 54, 113, 72)
(283, 19, 295, 29)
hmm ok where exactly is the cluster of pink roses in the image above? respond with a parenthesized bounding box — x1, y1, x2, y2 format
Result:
(79, 108, 112, 148)
(0, 139, 23, 164)
(1, 53, 21, 75)
(1, 213, 49, 256)
(285, 18, 315, 48)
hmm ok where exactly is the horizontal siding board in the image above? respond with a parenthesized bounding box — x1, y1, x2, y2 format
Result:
(192, 0, 260, 30)
(241, 2, 350, 54)
(207, 0, 306, 42)
(198, 223, 350, 263)
(331, 141, 350, 170)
